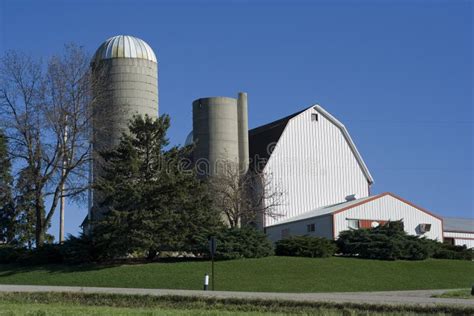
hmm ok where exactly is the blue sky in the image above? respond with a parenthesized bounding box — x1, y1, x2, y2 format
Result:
(1, 0, 472, 239)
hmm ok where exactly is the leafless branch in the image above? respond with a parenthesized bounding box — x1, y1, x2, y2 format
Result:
(209, 162, 284, 228)
(0, 45, 108, 246)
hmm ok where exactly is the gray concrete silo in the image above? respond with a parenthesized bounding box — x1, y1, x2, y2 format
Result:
(89, 35, 158, 222)
(192, 93, 248, 177)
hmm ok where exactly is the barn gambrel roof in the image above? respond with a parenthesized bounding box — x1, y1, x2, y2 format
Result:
(249, 104, 374, 184)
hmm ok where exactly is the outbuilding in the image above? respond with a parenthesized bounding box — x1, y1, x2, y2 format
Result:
(265, 192, 444, 242)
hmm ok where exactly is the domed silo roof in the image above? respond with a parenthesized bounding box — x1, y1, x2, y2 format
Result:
(93, 35, 157, 64)
(185, 131, 194, 146)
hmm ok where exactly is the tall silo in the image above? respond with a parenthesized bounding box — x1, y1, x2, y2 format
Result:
(89, 35, 158, 222)
(192, 93, 248, 177)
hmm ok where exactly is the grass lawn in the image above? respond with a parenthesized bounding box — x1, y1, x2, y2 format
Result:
(432, 289, 473, 299)
(0, 302, 252, 316)
(0, 301, 461, 316)
(0, 257, 472, 293)
(0, 292, 472, 316)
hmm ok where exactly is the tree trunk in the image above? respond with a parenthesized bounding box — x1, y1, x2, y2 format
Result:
(35, 192, 44, 248)
(35, 218, 44, 247)
(147, 248, 157, 261)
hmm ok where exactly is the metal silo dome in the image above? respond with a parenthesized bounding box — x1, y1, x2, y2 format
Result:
(185, 131, 194, 146)
(93, 35, 157, 64)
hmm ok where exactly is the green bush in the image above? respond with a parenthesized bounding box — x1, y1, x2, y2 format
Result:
(0, 245, 26, 264)
(275, 236, 337, 258)
(433, 244, 473, 260)
(336, 221, 426, 260)
(60, 234, 101, 264)
(336, 228, 402, 260)
(0, 235, 100, 265)
(198, 227, 274, 260)
(337, 221, 471, 261)
(15, 244, 63, 265)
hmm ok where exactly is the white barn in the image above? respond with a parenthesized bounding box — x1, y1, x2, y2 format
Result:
(249, 104, 445, 242)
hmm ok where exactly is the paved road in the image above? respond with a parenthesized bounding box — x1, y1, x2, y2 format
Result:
(0, 284, 472, 307)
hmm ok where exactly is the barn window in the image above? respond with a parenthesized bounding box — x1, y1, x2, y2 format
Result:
(347, 219, 359, 229)
(307, 223, 315, 232)
(311, 113, 318, 122)
(281, 228, 290, 239)
(443, 238, 455, 246)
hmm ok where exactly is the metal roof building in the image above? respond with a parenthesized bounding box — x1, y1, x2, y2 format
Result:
(442, 217, 474, 248)
(265, 192, 444, 242)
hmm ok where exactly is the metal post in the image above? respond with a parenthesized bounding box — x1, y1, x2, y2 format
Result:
(203, 274, 209, 291)
(59, 178, 65, 243)
(211, 255, 215, 291)
(209, 236, 217, 291)
(59, 118, 68, 244)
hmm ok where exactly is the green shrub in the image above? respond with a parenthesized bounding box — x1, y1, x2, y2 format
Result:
(337, 221, 438, 261)
(337, 221, 472, 261)
(60, 233, 101, 264)
(275, 236, 337, 258)
(16, 244, 63, 265)
(0, 235, 101, 265)
(433, 244, 473, 260)
(0, 245, 26, 264)
(197, 227, 274, 260)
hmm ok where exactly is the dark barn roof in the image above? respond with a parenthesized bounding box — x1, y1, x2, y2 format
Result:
(248, 109, 305, 171)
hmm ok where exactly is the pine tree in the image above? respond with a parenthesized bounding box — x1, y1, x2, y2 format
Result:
(0, 130, 16, 244)
(93, 115, 221, 259)
(14, 167, 38, 248)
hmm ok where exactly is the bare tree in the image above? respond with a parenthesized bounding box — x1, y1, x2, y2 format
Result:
(0, 45, 105, 247)
(209, 163, 284, 228)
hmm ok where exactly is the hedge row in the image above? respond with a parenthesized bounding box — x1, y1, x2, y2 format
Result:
(336, 221, 473, 260)
(1, 221, 472, 265)
(0, 227, 274, 265)
(275, 236, 337, 258)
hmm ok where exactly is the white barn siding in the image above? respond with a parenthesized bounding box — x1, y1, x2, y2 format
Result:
(333, 194, 443, 241)
(444, 232, 474, 249)
(266, 214, 333, 242)
(264, 107, 369, 226)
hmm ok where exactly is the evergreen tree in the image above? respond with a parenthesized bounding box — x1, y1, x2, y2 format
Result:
(0, 130, 16, 244)
(93, 115, 221, 259)
(14, 167, 38, 249)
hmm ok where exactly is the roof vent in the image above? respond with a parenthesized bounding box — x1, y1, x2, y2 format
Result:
(419, 223, 431, 233)
(345, 194, 358, 202)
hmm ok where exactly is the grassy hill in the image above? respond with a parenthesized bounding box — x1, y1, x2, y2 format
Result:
(0, 257, 472, 292)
